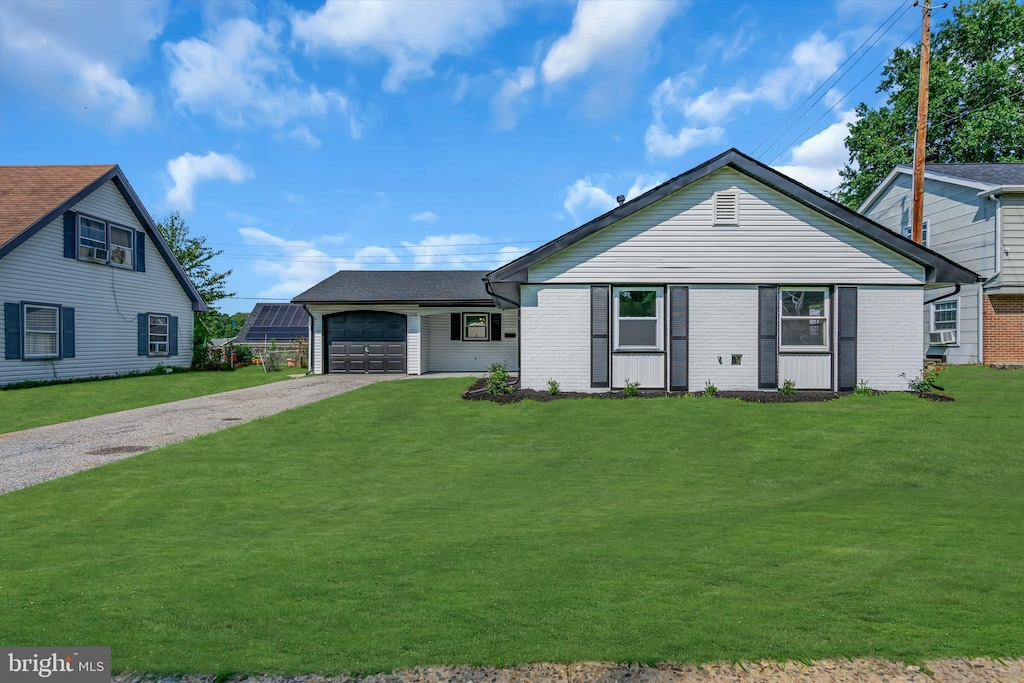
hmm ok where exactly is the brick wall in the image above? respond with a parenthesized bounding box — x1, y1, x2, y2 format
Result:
(983, 294, 1024, 363)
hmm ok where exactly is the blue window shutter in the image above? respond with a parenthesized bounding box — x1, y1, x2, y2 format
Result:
(5, 302, 22, 360)
(169, 316, 179, 356)
(62, 307, 75, 359)
(63, 211, 77, 259)
(135, 231, 146, 272)
(138, 313, 148, 356)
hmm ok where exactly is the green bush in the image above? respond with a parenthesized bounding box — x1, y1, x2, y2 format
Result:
(486, 363, 515, 395)
(703, 380, 718, 397)
(854, 379, 874, 396)
(780, 379, 797, 395)
(623, 379, 640, 397)
(547, 379, 560, 395)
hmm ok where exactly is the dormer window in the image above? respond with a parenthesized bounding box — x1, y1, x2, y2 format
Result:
(713, 191, 739, 225)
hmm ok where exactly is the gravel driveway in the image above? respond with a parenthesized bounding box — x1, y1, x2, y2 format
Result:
(0, 374, 397, 495)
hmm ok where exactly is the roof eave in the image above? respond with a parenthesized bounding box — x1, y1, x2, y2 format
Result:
(978, 185, 1024, 198)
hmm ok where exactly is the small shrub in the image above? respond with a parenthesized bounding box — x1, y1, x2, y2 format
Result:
(486, 363, 515, 395)
(780, 379, 797, 395)
(854, 379, 874, 396)
(703, 380, 718, 397)
(547, 378, 560, 395)
(901, 364, 946, 395)
(623, 379, 640, 397)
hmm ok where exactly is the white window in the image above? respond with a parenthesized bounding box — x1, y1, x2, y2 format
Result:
(614, 287, 663, 350)
(780, 288, 829, 351)
(23, 304, 59, 358)
(110, 225, 134, 268)
(901, 219, 929, 246)
(713, 191, 739, 225)
(78, 216, 108, 262)
(463, 314, 488, 341)
(149, 314, 169, 355)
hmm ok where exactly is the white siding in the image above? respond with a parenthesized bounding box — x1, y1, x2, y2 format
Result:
(407, 314, 423, 375)
(688, 286, 760, 391)
(1, 180, 194, 385)
(611, 353, 664, 389)
(520, 285, 593, 392)
(1002, 194, 1024, 285)
(422, 312, 518, 372)
(528, 168, 924, 285)
(857, 286, 923, 391)
(779, 354, 831, 390)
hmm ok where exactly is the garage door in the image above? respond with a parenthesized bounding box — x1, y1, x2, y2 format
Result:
(326, 311, 406, 373)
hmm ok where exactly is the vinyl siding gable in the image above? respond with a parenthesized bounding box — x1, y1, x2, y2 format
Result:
(0, 180, 194, 385)
(528, 168, 924, 285)
(1002, 194, 1024, 285)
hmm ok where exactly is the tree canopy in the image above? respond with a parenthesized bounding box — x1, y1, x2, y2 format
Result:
(156, 211, 235, 314)
(836, 0, 1024, 208)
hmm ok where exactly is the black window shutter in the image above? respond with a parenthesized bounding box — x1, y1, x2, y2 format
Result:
(135, 231, 146, 272)
(138, 313, 149, 356)
(669, 286, 689, 391)
(758, 286, 779, 389)
(169, 316, 179, 356)
(63, 211, 77, 259)
(450, 313, 461, 341)
(591, 285, 610, 388)
(836, 287, 857, 391)
(62, 307, 75, 359)
(5, 302, 22, 360)
(490, 313, 501, 341)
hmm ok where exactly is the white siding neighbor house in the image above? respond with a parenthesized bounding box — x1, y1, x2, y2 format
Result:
(1, 165, 207, 386)
(860, 163, 1024, 364)
(486, 149, 980, 392)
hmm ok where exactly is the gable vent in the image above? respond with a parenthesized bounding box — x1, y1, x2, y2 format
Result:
(714, 191, 739, 225)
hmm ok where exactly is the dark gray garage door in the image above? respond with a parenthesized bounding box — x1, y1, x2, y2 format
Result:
(326, 312, 407, 373)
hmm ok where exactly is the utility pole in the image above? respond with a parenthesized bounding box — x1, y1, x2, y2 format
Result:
(911, 0, 946, 244)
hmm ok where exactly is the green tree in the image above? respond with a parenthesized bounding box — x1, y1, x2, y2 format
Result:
(836, 0, 1024, 208)
(204, 312, 249, 338)
(156, 211, 235, 313)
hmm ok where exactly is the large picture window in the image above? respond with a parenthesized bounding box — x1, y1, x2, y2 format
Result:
(23, 304, 59, 358)
(780, 288, 828, 350)
(149, 314, 169, 355)
(614, 287, 663, 350)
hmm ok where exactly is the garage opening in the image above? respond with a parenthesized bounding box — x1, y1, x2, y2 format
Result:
(325, 311, 406, 373)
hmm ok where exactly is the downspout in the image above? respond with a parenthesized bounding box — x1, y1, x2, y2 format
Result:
(302, 304, 314, 374)
(924, 284, 960, 306)
(484, 279, 522, 384)
(483, 279, 520, 309)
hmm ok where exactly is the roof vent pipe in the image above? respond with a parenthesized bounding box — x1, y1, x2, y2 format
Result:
(616, 194, 625, 206)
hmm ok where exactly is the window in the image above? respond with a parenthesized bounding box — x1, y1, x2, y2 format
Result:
(78, 216, 108, 262)
(614, 287, 663, 350)
(149, 314, 169, 355)
(780, 288, 828, 350)
(901, 219, 929, 246)
(463, 314, 488, 341)
(110, 225, 134, 268)
(713, 191, 739, 225)
(932, 300, 958, 332)
(23, 304, 59, 358)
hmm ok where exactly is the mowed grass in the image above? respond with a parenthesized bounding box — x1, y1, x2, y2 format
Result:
(0, 366, 1022, 674)
(0, 366, 292, 434)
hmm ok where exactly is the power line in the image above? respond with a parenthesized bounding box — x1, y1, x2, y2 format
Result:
(205, 238, 546, 250)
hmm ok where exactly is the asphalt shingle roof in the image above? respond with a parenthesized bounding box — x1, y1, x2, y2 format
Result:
(925, 163, 1024, 186)
(0, 165, 116, 247)
(292, 270, 492, 304)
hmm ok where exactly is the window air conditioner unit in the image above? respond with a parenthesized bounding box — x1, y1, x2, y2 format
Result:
(82, 246, 108, 261)
(929, 331, 957, 345)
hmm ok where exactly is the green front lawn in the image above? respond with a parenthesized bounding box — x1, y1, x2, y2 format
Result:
(0, 366, 292, 434)
(1, 366, 1022, 673)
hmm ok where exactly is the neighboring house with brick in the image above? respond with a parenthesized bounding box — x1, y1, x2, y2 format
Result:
(860, 163, 1024, 363)
(298, 149, 978, 392)
(0, 165, 207, 386)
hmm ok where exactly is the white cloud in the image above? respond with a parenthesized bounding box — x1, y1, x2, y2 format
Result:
(291, 0, 510, 92)
(698, 24, 755, 63)
(165, 18, 358, 134)
(411, 211, 440, 223)
(491, 66, 536, 130)
(773, 110, 857, 193)
(166, 152, 253, 211)
(644, 123, 724, 159)
(286, 124, 321, 148)
(541, 0, 679, 84)
(0, 0, 165, 127)
(563, 173, 666, 223)
(400, 234, 520, 269)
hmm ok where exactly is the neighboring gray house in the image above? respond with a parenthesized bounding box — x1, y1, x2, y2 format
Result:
(293, 271, 517, 374)
(298, 149, 978, 392)
(860, 163, 1024, 364)
(1, 165, 207, 385)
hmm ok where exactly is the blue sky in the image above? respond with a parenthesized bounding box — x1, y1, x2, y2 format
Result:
(0, 0, 935, 313)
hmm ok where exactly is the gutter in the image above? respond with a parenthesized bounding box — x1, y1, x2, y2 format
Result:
(483, 278, 520, 309)
(924, 284, 960, 306)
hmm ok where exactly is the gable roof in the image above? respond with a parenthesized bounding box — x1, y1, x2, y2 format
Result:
(0, 164, 207, 312)
(860, 163, 1024, 210)
(487, 148, 979, 288)
(292, 270, 493, 305)
(235, 303, 309, 343)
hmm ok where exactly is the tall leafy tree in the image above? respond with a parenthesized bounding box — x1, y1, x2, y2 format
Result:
(836, 0, 1024, 208)
(156, 211, 235, 314)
